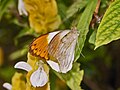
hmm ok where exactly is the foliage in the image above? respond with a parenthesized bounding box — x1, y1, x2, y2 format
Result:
(95, 0, 120, 49)
(55, 63, 84, 90)
(75, 0, 97, 61)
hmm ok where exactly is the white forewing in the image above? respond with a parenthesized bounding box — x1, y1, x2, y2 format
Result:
(30, 67, 48, 87)
(60, 39, 76, 73)
(14, 61, 32, 72)
(3, 83, 12, 90)
(48, 29, 79, 73)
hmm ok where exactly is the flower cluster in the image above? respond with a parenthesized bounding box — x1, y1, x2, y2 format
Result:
(18, 0, 61, 34)
(3, 53, 50, 90)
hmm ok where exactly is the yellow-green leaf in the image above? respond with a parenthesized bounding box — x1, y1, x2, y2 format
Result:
(95, 0, 120, 49)
(89, 30, 97, 45)
(0, 0, 13, 20)
(54, 63, 84, 90)
(9, 47, 28, 60)
(66, 0, 87, 19)
(75, 0, 97, 61)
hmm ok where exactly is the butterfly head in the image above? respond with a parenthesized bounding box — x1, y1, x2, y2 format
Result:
(70, 27, 80, 40)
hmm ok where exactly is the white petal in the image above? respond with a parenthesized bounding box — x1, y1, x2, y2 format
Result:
(47, 60, 60, 72)
(14, 61, 32, 72)
(3, 83, 12, 90)
(30, 67, 48, 87)
(18, 0, 28, 16)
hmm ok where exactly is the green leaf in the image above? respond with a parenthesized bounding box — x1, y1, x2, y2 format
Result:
(89, 30, 97, 45)
(54, 63, 84, 90)
(66, 0, 87, 19)
(95, 0, 120, 49)
(0, 66, 15, 82)
(9, 47, 28, 60)
(15, 28, 36, 39)
(75, 0, 97, 61)
(0, 0, 13, 20)
(14, 28, 38, 45)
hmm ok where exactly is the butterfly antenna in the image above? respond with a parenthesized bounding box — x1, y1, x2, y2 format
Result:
(81, 52, 85, 58)
(77, 40, 85, 58)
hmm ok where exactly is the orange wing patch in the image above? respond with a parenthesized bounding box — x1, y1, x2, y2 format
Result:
(29, 34, 49, 60)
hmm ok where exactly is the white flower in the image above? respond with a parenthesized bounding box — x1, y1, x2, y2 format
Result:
(14, 61, 48, 87)
(30, 67, 48, 87)
(18, 0, 28, 16)
(3, 83, 12, 90)
(14, 61, 32, 72)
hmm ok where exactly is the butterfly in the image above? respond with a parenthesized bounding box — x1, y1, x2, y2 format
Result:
(29, 27, 79, 73)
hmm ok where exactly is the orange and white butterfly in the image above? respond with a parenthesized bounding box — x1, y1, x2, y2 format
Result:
(29, 27, 79, 73)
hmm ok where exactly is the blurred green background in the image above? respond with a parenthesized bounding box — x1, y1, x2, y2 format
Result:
(0, 0, 120, 90)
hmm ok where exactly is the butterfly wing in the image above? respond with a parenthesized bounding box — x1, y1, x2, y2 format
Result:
(47, 39, 76, 73)
(59, 40, 76, 73)
(48, 29, 79, 73)
(29, 31, 60, 60)
(29, 34, 49, 60)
